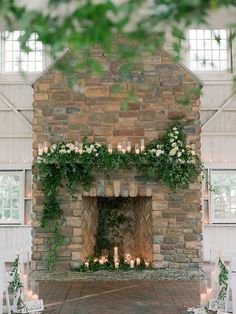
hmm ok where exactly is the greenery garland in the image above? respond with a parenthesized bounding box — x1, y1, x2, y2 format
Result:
(33, 122, 202, 269)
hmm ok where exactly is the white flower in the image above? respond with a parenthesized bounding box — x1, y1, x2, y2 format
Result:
(75, 147, 79, 153)
(174, 136, 178, 139)
(171, 142, 177, 147)
(86, 147, 92, 154)
(177, 152, 182, 157)
(169, 147, 178, 156)
(95, 143, 101, 148)
(90, 144, 94, 149)
(175, 130, 179, 135)
(156, 149, 163, 157)
(169, 133, 174, 137)
(95, 153, 98, 157)
(51, 144, 57, 151)
(66, 143, 70, 148)
(182, 149, 185, 153)
(93, 148, 97, 152)
(59, 149, 67, 154)
(191, 150, 196, 155)
(173, 127, 177, 131)
(170, 138, 175, 143)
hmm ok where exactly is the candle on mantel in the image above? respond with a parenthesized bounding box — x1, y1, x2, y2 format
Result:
(78, 143, 83, 154)
(140, 139, 145, 152)
(130, 260, 135, 269)
(32, 294, 38, 301)
(135, 144, 140, 154)
(117, 142, 122, 152)
(43, 141, 49, 154)
(127, 142, 131, 152)
(38, 144, 43, 156)
(136, 258, 141, 266)
(108, 144, 112, 154)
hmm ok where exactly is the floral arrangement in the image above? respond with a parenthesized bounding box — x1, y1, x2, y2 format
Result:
(34, 122, 202, 269)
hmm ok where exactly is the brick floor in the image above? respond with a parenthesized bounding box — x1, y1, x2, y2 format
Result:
(39, 280, 200, 314)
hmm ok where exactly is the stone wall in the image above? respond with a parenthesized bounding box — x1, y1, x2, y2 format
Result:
(32, 48, 202, 270)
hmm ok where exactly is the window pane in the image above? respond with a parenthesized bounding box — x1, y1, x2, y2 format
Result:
(211, 171, 236, 223)
(3, 31, 44, 73)
(0, 172, 22, 224)
(189, 29, 228, 72)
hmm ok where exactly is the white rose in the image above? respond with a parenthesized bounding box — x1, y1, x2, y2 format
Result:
(93, 148, 97, 152)
(95, 143, 101, 148)
(66, 143, 70, 148)
(169, 147, 177, 156)
(171, 142, 177, 147)
(191, 150, 196, 155)
(182, 149, 185, 153)
(169, 133, 174, 137)
(95, 153, 98, 157)
(177, 152, 182, 157)
(156, 149, 163, 157)
(170, 138, 175, 143)
(51, 144, 57, 151)
(175, 131, 179, 134)
(90, 144, 94, 149)
(173, 127, 177, 131)
(75, 147, 79, 153)
(174, 136, 178, 139)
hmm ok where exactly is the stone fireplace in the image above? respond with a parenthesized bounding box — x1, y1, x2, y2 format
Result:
(31, 48, 202, 270)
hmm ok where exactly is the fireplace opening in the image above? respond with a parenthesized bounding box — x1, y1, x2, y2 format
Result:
(80, 196, 152, 263)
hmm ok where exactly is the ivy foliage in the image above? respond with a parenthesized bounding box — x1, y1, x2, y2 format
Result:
(33, 122, 202, 268)
(94, 197, 133, 256)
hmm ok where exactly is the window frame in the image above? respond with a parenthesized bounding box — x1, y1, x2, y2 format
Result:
(210, 169, 236, 224)
(187, 28, 232, 73)
(0, 170, 24, 225)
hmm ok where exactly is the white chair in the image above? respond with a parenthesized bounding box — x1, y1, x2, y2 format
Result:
(0, 260, 11, 314)
(0, 251, 28, 314)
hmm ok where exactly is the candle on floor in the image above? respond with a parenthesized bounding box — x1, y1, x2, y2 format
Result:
(114, 247, 118, 257)
(136, 258, 141, 266)
(27, 290, 33, 300)
(200, 293, 207, 307)
(32, 294, 38, 301)
(115, 262, 119, 269)
(206, 288, 212, 301)
(85, 261, 89, 268)
(145, 261, 150, 267)
(135, 144, 140, 154)
(130, 260, 135, 269)
(125, 254, 131, 264)
(99, 259, 104, 265)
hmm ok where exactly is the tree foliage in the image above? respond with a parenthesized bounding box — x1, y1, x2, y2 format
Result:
(1, 0, 236, 77)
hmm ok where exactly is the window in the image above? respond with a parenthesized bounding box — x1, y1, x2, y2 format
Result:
(189, 29, 228, 71)
(211, 170, 236, 223)
(0, 171, 23, 224)
(3, 31, 44, 73)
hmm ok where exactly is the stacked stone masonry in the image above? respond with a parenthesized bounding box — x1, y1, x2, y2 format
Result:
(32, 48, 202, 270)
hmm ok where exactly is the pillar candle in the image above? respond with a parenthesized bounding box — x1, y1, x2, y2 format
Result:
(32, 294, 38, 301)
(127, 142, 131, 152)
(130, 260, 135, 269)
(115, 262, 119, 269)
(136, 258, 141, 266)
(114, 247, 118, 257)
(200, 293, 207, 307)
(85, 261, 89, 268)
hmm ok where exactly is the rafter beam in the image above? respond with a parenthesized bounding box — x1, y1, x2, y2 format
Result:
(202, 92, 236, 131)
(0, 92, 32, 129)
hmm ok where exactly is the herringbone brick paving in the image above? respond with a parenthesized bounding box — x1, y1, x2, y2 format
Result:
(40, 280, 200, 314)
